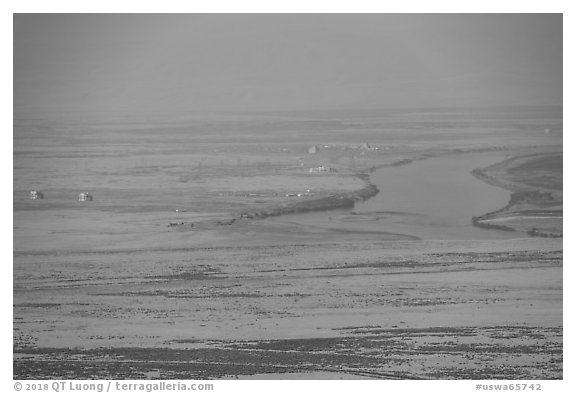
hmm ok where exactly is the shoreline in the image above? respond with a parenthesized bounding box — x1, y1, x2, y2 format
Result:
(470, 153, 562, 237)
(237, 173, 379, 221)
(170, 174, 379, 231)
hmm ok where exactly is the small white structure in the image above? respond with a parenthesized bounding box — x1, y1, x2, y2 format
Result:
(78, 192, 93, 202)
(30, 190, 44, 200)
(309, 166, 337, 173)
(308, 145, 320, 154)
(359, 142, 380, 151)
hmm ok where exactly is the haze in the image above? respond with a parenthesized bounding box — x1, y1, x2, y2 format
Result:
(14, 14, 562, 116)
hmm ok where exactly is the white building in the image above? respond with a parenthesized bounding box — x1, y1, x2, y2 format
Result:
(78, 192, 93, 202)
(30, 190, 44, 200)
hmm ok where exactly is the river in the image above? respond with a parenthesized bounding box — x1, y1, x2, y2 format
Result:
(270, 152, 524, 241)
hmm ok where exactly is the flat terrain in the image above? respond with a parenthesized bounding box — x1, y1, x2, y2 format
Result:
(14, 239, 562, 379)
(13, 107, 563, 379)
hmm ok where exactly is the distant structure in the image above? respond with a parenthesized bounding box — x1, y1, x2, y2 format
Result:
(30, 190, 44, 200)
(359, 143, 380, 151)
(309, 166, 337, 173)
(308, 145, 320, 154)
(78, 192, 93, 202)
(544, 128, 552, 134)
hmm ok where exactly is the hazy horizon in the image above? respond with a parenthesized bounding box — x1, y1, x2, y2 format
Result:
(14, 14, 562, 118)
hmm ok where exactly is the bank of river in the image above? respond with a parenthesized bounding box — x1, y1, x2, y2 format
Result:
(270, 152, 524, 241)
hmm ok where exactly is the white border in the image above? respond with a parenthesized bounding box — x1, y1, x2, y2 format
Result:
(4, 2, 572, 392)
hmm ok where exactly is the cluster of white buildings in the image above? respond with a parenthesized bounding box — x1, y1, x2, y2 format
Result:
(309, 166, 337, 173)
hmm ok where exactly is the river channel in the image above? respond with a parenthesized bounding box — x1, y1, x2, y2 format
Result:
(271, 152, 523, 241)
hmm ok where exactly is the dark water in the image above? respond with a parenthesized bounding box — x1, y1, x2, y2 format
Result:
(272, 152, 523, 240)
